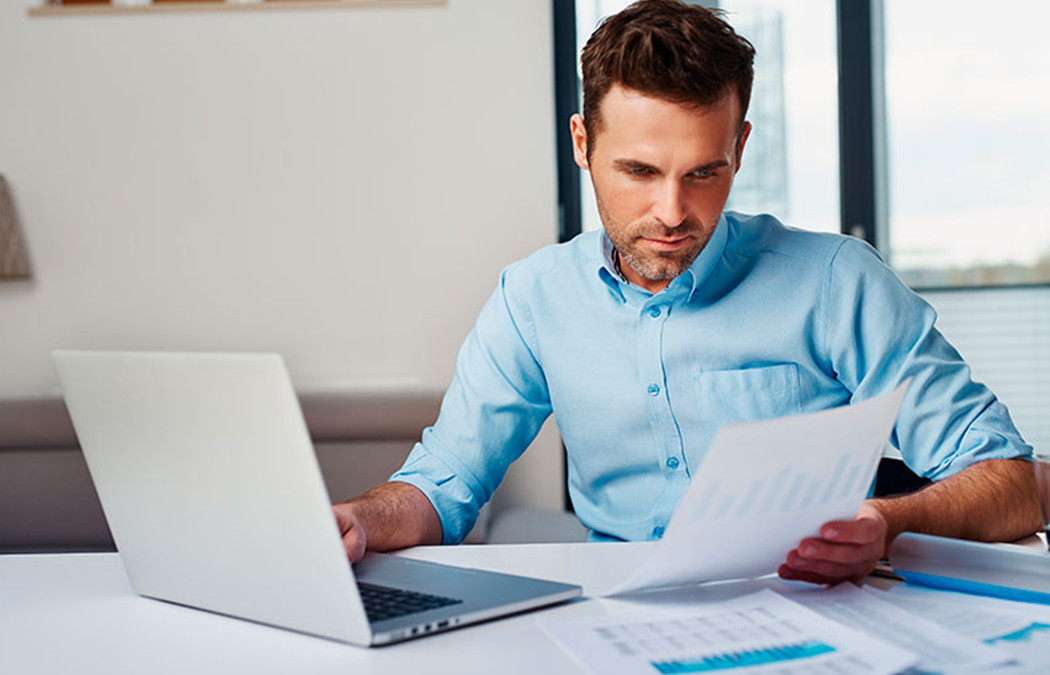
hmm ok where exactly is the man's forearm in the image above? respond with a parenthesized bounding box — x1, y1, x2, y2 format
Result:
(870, 458, 1042, 548)
(335, 482, 443, 556)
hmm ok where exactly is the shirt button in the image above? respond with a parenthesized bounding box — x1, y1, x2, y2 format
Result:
(653, 526, 665, 538)
(648, 306, 661, 318)
(666, 457, 680, 469)
(647, 384, 660, 396)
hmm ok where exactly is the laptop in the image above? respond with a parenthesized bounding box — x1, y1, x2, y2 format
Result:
(52, 350, 581, 646)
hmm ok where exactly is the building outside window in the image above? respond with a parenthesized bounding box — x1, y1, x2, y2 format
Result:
(884, 0, 1050, 288)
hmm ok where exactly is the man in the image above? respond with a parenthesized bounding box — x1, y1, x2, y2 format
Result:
(334, 0, 1040, 585)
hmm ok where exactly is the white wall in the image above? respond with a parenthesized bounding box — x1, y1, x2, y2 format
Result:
(0, 1, 565, 512)
(0, 0, 558, 395)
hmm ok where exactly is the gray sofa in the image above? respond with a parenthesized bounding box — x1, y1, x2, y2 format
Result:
(0, 392, 442, 553)
(0, 392, 588, 553)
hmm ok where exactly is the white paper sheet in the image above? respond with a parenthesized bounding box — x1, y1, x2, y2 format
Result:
(789, 583, 1010, 673)
(538, 589, 918, 675)
(877, 585, 1037, 641)
(877, 585, 1050, 669)
(604, 383, 909, 596)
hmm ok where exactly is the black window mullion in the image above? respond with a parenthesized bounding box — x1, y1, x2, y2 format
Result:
(836, 0, 886, 250)
(553, 0, 582, 245)
(552, 0, 581, 513)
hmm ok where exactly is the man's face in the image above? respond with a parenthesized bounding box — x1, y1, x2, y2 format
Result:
(571, 85, 750, 294)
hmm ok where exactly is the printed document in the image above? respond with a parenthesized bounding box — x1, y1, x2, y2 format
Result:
(538, 589, 918, 675)
(879, 584, 1050, 669)
(789, 583, 1010, 673)
(605, 383, 908, 595)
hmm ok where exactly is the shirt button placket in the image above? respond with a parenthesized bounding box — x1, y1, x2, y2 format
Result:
(638, 298, 680, 536)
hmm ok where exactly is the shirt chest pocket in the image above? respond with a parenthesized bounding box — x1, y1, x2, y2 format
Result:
(694, 364, 803, 431)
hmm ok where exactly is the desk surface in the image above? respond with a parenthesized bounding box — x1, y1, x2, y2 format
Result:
(9, 541, 1040, 675)
(1, 543, 669, 675)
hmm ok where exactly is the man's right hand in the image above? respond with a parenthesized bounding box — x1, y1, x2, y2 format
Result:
(332, 502, 368, 562)
(330, 482, 444, 563)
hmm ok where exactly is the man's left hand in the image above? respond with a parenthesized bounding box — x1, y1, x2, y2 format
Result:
(778, 502, 888, 585)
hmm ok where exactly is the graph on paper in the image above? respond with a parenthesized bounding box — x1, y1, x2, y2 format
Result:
(539, 590, 918, 675)
(686, 448, 876, 523)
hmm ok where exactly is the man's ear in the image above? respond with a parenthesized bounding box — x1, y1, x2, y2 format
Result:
(570, 114, 590, 170)
(734, 121, 752, 173)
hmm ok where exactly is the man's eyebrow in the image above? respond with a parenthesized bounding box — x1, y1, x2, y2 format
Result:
(687, 159, 731, 172)
(612, 159, 660, 172)
(611, 158, 732, 173)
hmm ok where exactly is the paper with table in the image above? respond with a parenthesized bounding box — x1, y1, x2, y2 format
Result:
(789, 582, 1011, 673)
(539, 589, 919, 675)
(604, 382, 909, 596)
(541, 582, 1050, 675)
(879, 583, 1050, 671)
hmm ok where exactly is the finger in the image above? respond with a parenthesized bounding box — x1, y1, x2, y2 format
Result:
(779, 563, 843, 585)
(332, 504, 353, 535)
(781, 551, 877, 584)
(776, 566, 865, 587)
(788, 548, 877, 574)
(795, 537, 883, 566)
(779, 567, 872, 585)
(776, 558, 873, 587)
(819, 517, 884, 545)
(342, 527, 366, 563)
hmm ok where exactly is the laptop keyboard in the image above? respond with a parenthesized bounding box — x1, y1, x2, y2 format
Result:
(357, 582, 463, 623)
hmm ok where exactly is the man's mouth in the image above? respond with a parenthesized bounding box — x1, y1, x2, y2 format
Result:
(641, 235, 691, 252)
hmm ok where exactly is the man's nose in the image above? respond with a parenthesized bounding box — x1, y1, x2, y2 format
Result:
(652, 180, 688, 228)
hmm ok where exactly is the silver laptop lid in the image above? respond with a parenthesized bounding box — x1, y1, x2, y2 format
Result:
(53, 350, 372, 645)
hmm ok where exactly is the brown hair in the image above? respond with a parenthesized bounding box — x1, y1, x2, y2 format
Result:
(580, 0, 755, 150)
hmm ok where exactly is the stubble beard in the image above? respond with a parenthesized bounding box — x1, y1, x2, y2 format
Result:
(615, 227, 712, 281)
(600, 205, 714, 282)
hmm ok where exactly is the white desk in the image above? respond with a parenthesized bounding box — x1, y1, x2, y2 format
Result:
(10, 541, 1043, 675)
(1, 543, 669, 675)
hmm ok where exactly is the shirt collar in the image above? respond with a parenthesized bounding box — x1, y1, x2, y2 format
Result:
(595, 213, 729, 301)
(597, 233, 627, 302)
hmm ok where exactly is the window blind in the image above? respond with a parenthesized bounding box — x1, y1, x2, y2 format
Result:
(920, 287, 1050, 455)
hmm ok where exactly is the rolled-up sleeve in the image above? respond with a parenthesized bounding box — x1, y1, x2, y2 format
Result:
(824, 237, 1032, 480)
(389, 265, 553, 544)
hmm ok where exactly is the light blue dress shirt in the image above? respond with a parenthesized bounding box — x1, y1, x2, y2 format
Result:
(390, 212, 1031, 544)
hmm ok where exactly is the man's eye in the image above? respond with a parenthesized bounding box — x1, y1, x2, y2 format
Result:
(627, 167, 653, 177)
(690, 170, 716, 180)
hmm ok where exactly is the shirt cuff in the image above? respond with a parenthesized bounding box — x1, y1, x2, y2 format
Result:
(388, 443, 484, 545)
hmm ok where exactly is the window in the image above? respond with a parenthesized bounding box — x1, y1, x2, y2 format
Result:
(575, 0, 635, 234)
(884, 0, 1050, 288)
(882, 0, 1050, 453)
(718, 0, 839, 233)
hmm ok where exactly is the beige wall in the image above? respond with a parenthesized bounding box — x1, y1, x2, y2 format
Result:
(0, 0, 565, 513)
